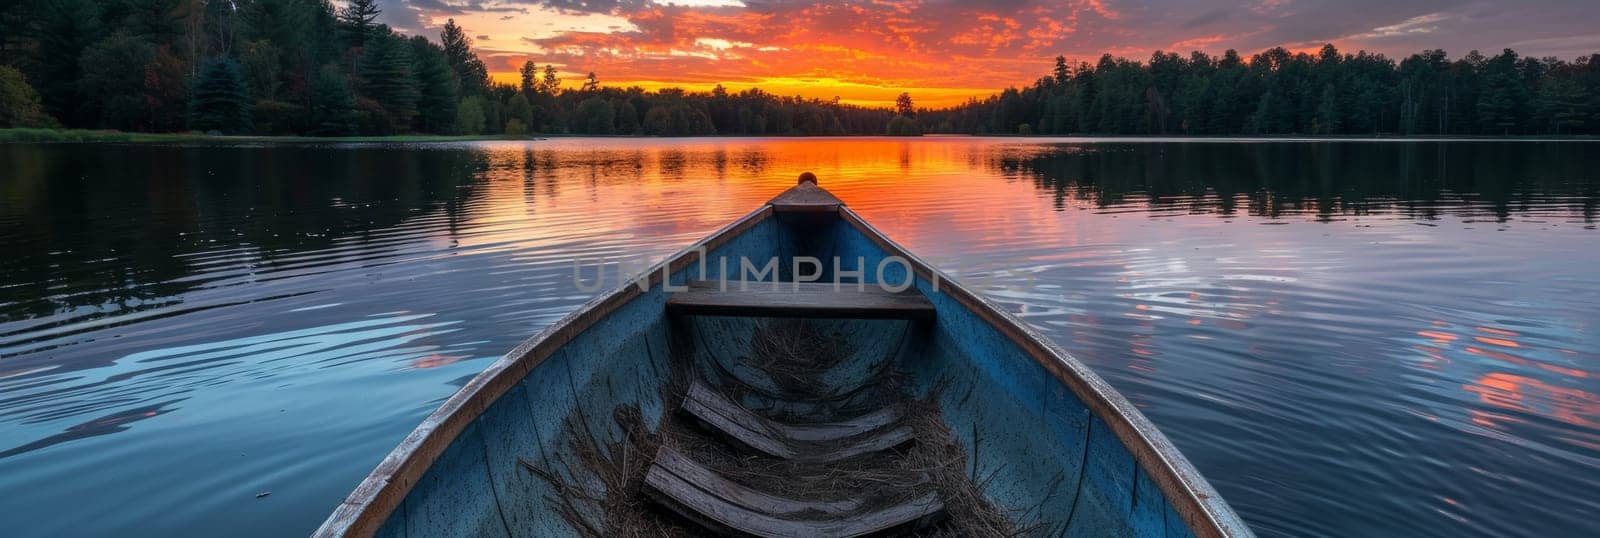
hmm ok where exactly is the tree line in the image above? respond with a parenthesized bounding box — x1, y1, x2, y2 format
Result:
(0, 0, 900, 136)
(1, 1, 1595, 137)
(923, 45, 1600, 136)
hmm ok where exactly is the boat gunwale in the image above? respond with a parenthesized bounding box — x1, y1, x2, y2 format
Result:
(312, 205, 776, 538)
(837, 206, 1251, 538)
(315, 188, 1250, 538)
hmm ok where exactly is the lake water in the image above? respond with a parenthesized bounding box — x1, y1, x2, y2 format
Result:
(1, 137, 1596, 537)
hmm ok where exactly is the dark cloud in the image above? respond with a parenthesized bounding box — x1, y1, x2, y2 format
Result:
(406, 0, 531, 15)
(533, 0, 651, 15)
(1181, 9, 1232, 30)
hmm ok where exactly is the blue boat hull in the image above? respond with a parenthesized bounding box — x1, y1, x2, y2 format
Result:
(318, 182, 1249, 537)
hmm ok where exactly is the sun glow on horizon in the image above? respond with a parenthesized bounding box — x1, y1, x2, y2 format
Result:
(488, 72, 996, 108)
(404, 0, 1600, 112)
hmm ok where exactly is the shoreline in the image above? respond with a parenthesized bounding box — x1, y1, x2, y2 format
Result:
(1, 128, 1595, 144)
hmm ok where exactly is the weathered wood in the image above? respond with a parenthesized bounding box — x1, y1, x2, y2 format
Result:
(837, 207, 1249, 538)
(312, 207, 775, 538)
(319, 179, 1248, 538)
(651, 446, 869, 516)
(682, 381, 913, 462)
(644, 463, 945, 538)
(689, 381, 903, 441)
(768, 180, 844, 212)
(667, 280, 935, 321)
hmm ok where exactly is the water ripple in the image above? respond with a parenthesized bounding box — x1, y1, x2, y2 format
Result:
(0, 138, 1596, 536)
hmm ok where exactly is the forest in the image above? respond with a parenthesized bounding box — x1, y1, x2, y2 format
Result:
(0, 0, 1596, 137)
(925, 46, 1600, 136)
(0, 0, 899, 136)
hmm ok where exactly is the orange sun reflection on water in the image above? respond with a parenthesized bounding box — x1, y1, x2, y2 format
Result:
(1465, 372, 1600, 431)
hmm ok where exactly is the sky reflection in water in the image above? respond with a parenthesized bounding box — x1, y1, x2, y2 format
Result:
(0, 138, 1596, 536)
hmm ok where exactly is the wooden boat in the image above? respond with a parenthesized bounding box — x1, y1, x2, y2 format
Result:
(316, 174, 1250, 537)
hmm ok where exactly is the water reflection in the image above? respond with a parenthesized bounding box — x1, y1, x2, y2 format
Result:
(998, 142, 1600, 223)
(0, 138, 1596, 537)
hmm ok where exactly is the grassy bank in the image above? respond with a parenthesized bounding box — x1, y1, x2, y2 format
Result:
(0, 128, 544, 144)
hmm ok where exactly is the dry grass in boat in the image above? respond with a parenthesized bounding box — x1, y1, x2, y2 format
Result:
(521, 404, 691, 538)
(524, 378, 1021, 536)
(741, 319, 851, 396)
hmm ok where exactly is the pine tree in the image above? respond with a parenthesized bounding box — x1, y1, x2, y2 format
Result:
(409, 36, 456, 134)
(1477, 50, 1529, 134)
(77, 31, 156, 130)
(339, 0, 380, 47)
(189, 57, 252, 133)
(541, 64, 560, 94)
(617, 101, 639, 134)
(359, 33, 419, 131)
(308, 64, 355, 135)
(1537, 77, 1588, 134)
(575, 96, 613, 133)
(519, 61, 538, 94)
(1053, 56, 1071, 85)
(439, 19, 487, 95)
(1313, 84, 1340, 134)
(32, 0, 102, 124)
(895, 92, 913, 117)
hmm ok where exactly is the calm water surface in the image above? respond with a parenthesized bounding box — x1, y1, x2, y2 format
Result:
(1, 138, 1597, 537)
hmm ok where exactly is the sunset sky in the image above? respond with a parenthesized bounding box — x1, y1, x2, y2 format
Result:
(377, 0, 1600, 108)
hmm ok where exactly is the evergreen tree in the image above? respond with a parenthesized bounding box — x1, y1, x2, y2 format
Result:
(76, 31, 155, 130)
(30, 0, 102, 124)
(410, 36, 456, 134)
(239, 40, 282, 101)
(189, 57, 252, 133)
(358, 33, 419, 132)
(308, 64, 355, 135)
(541, 64, 560, 93)
(575, 96, 614, 133)
(616, 100, 639, 134)
(1477, 50, 1529, 134)
(1537, 77, 1588, 134)
(519, 61, 538, 95)
(339, 0, 380, 47)
(440, 19, 487, 95)
(1313, 84, 1340, 134)
(895, 92, 913, 117)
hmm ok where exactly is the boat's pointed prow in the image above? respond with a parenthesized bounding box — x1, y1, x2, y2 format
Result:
(769, 172, 843, 213)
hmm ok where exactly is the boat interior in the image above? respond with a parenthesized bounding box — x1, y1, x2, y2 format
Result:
(358, 182, 1208, 537)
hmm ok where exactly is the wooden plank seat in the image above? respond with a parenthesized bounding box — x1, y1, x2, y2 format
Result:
(666, 280, 935, 321)
(650, 446, 869, 517)
(644, 445, 945, 538)
(682, 381, 913, 462)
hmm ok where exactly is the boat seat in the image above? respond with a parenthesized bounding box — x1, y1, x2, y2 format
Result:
(644, 445, 945, 537)
(682, 381, 913, 462)
(666, 280, 935, 321)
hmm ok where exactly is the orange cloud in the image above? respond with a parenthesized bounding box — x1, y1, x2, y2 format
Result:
(426, 0, 1119, 107)
(389, 0, 1600, 109)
